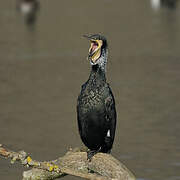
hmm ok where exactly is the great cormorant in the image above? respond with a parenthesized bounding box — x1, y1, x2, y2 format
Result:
(77, 34, 117, 160)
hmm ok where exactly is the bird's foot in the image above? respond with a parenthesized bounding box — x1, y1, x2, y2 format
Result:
(87, 147, 101, 162)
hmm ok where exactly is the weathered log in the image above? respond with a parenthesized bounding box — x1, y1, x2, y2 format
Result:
(0, 144, 136, 180)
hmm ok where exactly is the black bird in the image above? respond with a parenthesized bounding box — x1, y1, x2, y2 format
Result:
(17, 0, 40, 25)
(77, 34, 117, 160)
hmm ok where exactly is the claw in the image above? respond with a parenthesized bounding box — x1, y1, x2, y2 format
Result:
(87, 147, 101, 161)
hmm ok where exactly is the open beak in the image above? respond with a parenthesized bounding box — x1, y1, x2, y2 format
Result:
(83, 35, 98, 56)
(83, 35, 103, 64)
(83, 35, 96, 60)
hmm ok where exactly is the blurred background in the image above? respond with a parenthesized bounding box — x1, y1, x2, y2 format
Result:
(0, 0, 180, 180)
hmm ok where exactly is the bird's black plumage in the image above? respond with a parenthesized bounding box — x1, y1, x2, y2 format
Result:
(77, 34, 117, 159)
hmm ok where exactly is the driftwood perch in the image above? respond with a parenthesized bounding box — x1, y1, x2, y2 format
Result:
(0, 144, 136, 180)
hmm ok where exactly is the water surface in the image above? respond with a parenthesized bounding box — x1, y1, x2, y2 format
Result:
(0, 1, 180, 180)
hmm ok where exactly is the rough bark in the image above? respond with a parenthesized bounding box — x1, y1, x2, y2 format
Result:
(0, 144, 136, 180)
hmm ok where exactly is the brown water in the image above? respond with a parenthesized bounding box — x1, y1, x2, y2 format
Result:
(0, 0, 180, 180)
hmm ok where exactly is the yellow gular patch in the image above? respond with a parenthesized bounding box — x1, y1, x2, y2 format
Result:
(91, 49, 101, 63)
(89, 40, 103, 63)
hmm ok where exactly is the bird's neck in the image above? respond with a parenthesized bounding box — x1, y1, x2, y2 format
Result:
(97, 48, 108, 71)
(87, 48, 108, 86)
(88, 64, 106, 84)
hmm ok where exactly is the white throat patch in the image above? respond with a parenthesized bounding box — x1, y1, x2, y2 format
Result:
(90, 48, 108, 72)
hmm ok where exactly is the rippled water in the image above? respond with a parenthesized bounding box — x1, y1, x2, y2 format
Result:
(0, 0, 180, 180)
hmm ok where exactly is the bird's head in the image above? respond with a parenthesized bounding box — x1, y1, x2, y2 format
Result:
(84, 34, 108, 67)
